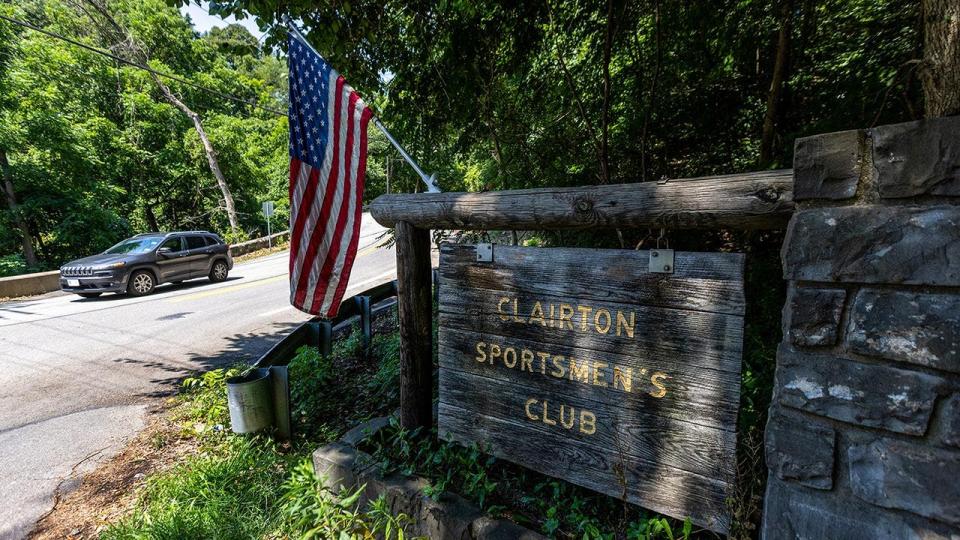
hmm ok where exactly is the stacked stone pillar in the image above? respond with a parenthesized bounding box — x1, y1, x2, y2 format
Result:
(762, 117, 960, 539)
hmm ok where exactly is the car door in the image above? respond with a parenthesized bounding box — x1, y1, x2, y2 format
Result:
(155, 236, 190, 281)
(184, 235, 213, 276)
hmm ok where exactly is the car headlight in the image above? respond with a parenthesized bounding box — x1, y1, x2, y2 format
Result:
(96, 262, 126, 271)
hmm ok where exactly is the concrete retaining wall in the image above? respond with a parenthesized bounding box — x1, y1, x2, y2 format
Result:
(229, 230, 290, 257)
(762, 116, 960, 539)
(0, 230, 292, 300)
(0, 270, 60, 299)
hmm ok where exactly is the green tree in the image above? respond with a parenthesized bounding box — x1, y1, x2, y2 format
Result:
(0, 0, 289, 271)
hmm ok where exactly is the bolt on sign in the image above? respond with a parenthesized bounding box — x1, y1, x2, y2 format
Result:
(437, 243, 746, 534)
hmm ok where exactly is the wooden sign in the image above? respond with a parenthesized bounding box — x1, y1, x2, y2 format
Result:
(437, 243, 745, 534)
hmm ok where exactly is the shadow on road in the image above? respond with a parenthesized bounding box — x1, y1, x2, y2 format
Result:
(118, 320, 303, 400)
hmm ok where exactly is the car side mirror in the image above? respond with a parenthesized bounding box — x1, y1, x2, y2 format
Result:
(158, 247, 173, 257)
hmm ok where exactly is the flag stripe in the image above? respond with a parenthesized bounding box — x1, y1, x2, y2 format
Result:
(325, 105, 373, 316)
(312, 92, 360, 314)
(294, 75, 344, 309)
(287, 162, 316, 277)
(287, 28, 372, 317)
(300, 75, 349, 312)
(320, 96, 366, 315)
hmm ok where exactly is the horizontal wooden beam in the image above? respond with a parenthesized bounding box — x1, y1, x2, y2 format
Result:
(370, 169, 794, 231)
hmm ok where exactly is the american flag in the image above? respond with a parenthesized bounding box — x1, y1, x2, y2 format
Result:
(287, 27, 372, 317)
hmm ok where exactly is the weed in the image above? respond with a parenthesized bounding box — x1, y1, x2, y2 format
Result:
(334, 323, 366, 359)
(367, 332, 401, 399)
(360, 421, 704, 539)
(288, 345, 334, 432)
(177, 366, 243, 426)
(279, 458, 416, 539)
(101, 331, 413, 540)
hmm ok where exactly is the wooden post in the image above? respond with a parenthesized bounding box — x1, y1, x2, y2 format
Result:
(395, 221, 433, 430)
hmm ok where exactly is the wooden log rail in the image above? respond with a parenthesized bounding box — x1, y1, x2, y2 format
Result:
(371, 169, 794, 231)
(373, 169, 795, 430)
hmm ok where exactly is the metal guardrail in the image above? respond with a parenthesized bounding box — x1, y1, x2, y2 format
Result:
(251, 269, 437, 440)
(254, 277, 405, 368)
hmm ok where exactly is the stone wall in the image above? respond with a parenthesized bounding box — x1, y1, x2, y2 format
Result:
(762, 116, 960, 539)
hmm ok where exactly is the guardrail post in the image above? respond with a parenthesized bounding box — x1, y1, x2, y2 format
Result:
(319, 320, 333, 358)
(432, 268, 439, 306)
(395, 221, 433, 431)
(355, 295, 372, 351)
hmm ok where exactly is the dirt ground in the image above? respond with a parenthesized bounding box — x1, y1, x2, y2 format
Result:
(28, 401, 199, 540)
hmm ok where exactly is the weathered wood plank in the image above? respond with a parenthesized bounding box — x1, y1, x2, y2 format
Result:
(439, 403, 733, 534)
(440, 243, 746, 315)
(438, 292, 745, 374)
(437, 327, 741, 430)
(371, 169, 794, 231)
(439, 369, 738, 479)
(437, 244, 745, 534)
(395, 221, 433, 430)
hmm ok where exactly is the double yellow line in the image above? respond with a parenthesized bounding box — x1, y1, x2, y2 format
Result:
(167, 274, 287, 303)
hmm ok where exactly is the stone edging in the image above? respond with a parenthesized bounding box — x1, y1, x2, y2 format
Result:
(312, 417, 546, 540)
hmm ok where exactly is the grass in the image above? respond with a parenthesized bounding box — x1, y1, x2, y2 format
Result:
(101, 322, 413, 540)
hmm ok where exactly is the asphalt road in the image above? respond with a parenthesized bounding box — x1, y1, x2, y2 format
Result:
(0, 213, 396, 540)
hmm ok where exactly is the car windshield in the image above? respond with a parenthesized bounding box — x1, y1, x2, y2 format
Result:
(104, 237, 163, 254)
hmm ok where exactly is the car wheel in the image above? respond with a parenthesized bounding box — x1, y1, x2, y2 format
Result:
(127, 270, 155, 296)
(209, 260, 229, 283)
(77, 292, 102, 298)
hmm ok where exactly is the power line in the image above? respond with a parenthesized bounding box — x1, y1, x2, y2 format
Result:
(0, 12, 288, 118)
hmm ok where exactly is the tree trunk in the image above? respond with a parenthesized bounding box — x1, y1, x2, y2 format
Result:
(0, 150, 39, 267)
(159, 84, 239, 235)
(82, 0, 239, 236)
(599, 0, 615, 184)
(144, 202, 159, 232)
(921, 0, 960, 117)
(759, 0, 793, 167)
(638, 0, 662, 182)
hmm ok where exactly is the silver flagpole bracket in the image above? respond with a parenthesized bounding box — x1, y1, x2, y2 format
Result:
(372, 118, 441, 193)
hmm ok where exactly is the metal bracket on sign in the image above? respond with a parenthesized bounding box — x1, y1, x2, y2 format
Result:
(649, 249, 674, 274)
(476, 243, 493, 263)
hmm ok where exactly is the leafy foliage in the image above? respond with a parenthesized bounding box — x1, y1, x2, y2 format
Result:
(200, 0, 920, 192)
(178, 365, 243, 426)
(360, 419, 697, 539)
(2, 0, 924, 272)
(280, 459, 414, 540)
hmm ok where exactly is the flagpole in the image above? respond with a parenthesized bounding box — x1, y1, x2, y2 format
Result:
(371, 118, 440, 193)
(285, 18, 441, 193)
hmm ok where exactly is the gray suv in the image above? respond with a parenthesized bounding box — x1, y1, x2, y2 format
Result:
(59, 231, 233, 298)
